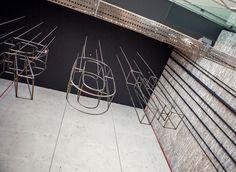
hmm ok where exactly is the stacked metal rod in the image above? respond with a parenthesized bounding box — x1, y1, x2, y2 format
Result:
(0, 17, 57, 99)
(117, 47, 183, 128)
(66, 37, 116, 115)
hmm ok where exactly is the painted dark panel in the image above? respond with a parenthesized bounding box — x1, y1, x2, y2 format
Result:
(0, 0, 173, 107)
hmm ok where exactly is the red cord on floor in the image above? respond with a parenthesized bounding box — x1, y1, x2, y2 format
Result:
(151, 124, 173, 172)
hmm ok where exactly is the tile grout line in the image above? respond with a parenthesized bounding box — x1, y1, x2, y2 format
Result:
(111, 108, 124, 172)
(48, 101, 68, 172)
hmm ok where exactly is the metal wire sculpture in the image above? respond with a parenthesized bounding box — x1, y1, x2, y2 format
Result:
(0, 17, 57, 99)
(66, 37, 116, 115)
(136, 52, 184, 129)
(116, 47, 157, 125)
(117, 47, 183, 129)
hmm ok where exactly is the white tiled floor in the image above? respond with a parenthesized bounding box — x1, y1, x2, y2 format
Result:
(0, 79, 170, 172)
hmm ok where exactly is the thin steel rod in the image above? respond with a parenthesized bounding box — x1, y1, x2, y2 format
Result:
(98, 40, 107, 81)
(132, 60, 163, 115)
(134, 87, 153, 123)
(5, 32, 42, 58)
(33, 37, 56, 59)
(82, 36, 88, 57)
(117, 52, 153, 124)
(39, 26, 58, 44)
(132, 57, 179, 123)
(136, 52, 156, 77)
(16, 22, 44, 38)
(0, 27, 25, 40)
(120, 47, 133, 70)
(67, 38, 115, 115)
(119, 48, 150, 109)
(0, 16, 25, 26)
(116, 55, 147, 124)
(98, 40, 103, 62)
(79, 36, 88, 69)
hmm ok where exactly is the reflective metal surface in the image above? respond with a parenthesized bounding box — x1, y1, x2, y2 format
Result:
(48, 0, 236, 70)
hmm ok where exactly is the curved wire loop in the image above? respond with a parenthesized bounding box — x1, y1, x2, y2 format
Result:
(66, 37, 116, 115)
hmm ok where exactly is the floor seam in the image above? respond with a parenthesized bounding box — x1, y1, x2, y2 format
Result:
(111, 108, 124, 172)
(48, 101, 68, 172)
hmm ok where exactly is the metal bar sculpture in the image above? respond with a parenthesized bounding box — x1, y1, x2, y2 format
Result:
(136, 52, 184, 129)
(66, 37, 116, 115)
(117, 47, 183, 129)
(116, 47, 158, 125)
(0, 17, 57, 99)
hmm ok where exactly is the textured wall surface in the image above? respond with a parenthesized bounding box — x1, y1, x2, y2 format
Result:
(147, 30, 236, 172)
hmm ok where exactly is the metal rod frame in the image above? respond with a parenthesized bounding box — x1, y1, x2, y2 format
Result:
(132, 58, 184, 129)
(66, 37, 116, 115)
(137, 53, 184, 129)
(0, 16, 25, 26)
(117, 47, 183, 128)
(0, 19, 57, 100)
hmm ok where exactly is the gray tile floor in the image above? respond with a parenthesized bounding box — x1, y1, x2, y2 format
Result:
(0, 79, 170, 172)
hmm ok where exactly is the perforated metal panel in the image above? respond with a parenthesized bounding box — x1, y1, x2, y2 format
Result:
(47, 0, 99, 15)
(47, 0, 236, 70)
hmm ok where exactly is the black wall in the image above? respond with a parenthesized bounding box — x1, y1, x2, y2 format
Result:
(0, 0, 173, 107)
